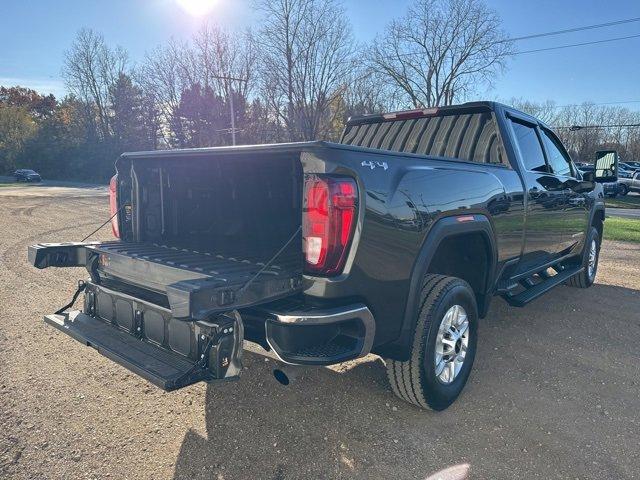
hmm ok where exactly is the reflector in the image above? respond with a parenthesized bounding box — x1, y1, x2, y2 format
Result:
(109, 175, 120, 238)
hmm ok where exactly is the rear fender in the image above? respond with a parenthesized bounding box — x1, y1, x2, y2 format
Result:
(378, 214, 497, 361)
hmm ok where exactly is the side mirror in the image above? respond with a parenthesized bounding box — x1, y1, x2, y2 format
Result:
(594, 150, 618, 183)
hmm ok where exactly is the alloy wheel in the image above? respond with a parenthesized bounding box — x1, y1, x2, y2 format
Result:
(434, 304, 469, 384)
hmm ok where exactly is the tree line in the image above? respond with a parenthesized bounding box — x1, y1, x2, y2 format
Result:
(510, 98, 640, 165)
(0, 0, 638, 182)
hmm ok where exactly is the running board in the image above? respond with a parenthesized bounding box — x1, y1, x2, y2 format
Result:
(503, 266, 583, 307)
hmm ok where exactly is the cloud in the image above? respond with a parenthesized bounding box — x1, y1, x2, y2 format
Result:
(0, 77, 67, 98)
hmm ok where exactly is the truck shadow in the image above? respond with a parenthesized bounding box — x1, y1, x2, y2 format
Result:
(172, 282, 640, 480)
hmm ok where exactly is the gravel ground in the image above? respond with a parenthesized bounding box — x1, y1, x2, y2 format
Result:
(1, 188, 639, 480)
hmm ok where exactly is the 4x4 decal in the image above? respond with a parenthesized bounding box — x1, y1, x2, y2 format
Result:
(361, 160, 388, 171)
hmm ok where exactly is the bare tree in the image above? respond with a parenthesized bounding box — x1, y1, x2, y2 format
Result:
(63, 29, 128, 139)
(369, 0, 513, 108)
(138, 39, 187, 146)
(139, 24, 256, 147)
(341, 66, 397, 118)
(509, 101, 640, 162)
(189, 24, 256, 100)
(507, 98, 559, 125)
(255, 0, 356, 141)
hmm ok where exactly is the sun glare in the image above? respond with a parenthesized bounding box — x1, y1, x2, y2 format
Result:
(176, 0, 218, 17)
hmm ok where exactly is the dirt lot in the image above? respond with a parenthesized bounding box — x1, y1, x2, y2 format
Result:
(1, 186, 640, 480)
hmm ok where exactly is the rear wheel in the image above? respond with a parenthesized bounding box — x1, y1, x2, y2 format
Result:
(619, 184, 629, 196)
(386, 275, 478, 410)
(567, 226, 600, 288)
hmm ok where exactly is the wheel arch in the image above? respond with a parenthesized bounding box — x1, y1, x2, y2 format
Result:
(377, 214, 498, 361)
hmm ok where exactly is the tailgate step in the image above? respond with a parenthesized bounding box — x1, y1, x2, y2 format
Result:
(45, 312, 212, 390)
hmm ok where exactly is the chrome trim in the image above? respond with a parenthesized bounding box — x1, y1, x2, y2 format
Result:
(264, 303, 376, 365)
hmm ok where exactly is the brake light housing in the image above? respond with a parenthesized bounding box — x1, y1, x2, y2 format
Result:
(303, 175, 358, 276)
(382, 107, 438, 120)
(109, 174, 120, 238)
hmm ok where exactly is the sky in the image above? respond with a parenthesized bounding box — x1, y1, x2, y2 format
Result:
(1, 0, 639, 110)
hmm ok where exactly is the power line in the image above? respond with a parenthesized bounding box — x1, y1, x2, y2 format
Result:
(505, 16, 640, 42)
(554, 123, 640, 130)
(554, 100, 640, 109)
(514, 33, 640, 54)
(371, 32, 640, 62)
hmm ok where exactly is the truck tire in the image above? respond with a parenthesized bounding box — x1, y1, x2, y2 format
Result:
(619, 184, 629, 196)
(386, 275, 478, 410)
(567, 226, 600, 288)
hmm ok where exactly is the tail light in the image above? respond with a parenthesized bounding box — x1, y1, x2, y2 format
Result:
(303, 175, 358, 276)
(109, 174, 120, 238)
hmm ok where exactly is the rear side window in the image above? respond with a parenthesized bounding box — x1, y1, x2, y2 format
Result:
(341, 112, 507, 166)
(509, 120, 548, 173)
(540, 129, 573, 177)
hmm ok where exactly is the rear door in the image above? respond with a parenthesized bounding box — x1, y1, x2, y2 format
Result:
(507, 117, 566, 268)
(539, 127, 589, 252)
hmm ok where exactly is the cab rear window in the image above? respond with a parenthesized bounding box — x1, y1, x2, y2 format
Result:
(341, 112, 507, 166)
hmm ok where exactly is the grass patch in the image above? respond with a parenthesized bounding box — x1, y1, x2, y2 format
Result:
(0, 183, 23, 188)
(605, 195, 640, 209)
(604, 217, 640, 243)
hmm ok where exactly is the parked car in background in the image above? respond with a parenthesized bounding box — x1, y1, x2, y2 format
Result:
(14, 169, 42, 182)
(620, 161, 640, 169)
(619, 170, 640, 195)
(619, 162, 640, 179)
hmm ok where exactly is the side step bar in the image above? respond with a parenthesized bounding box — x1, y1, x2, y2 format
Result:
(503, 266, 583, 307)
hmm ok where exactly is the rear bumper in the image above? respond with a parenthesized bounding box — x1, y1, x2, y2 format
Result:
(256, 302, 375, 365)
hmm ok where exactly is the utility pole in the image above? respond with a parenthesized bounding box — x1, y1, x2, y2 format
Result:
(210, 74, 247, 146)
(229, 87, 236, 146)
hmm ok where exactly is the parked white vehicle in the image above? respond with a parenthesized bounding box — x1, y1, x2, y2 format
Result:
(619, 171, 640, 195)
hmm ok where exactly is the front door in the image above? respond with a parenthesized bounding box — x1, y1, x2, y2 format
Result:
(539, 127, 590, 253)
(508, 118, 566, 271)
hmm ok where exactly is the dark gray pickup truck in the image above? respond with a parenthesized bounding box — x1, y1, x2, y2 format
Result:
(29, 102, 615, 410)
